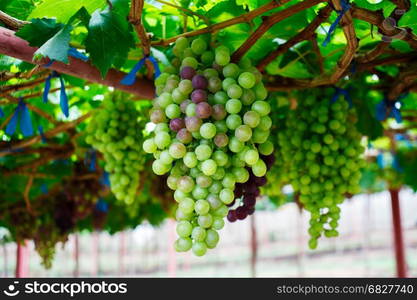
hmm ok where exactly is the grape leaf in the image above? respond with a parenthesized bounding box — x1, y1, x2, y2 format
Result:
(398, 3, 417, 33)
(15, 18, 64, 47)
(0, 0, 34, 20)
(28, 0, 106, 23)
(355, 96, 383, 140)
(34, 25, 72, 63)
(85, 2, 134, 77)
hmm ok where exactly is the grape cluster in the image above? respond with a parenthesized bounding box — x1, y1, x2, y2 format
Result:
(278, 94, 365, 249)
(227, 154, 275, 222)
(143, 37, 273, 256)
(86, 94, 147, 204)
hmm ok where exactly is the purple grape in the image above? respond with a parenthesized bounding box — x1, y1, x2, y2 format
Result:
(185, 116, 202, 132)
(176, 128, 192, 144)
(247, 207, 255, 215)
(196, 102, 212, 119)
(214, 133, 229, 148)
(180, 99, 192, 113)
(150, 109, 165, 124)
(249, 188, 260, 197)
(192, 75, 208, 89)
(236, 206, 248, 220)
(260, 154, 276, 170)
(169, 118, 185, 132)
(212, 104, 227, 121)
(254, 176, 267, 186)
(227, 210, 237, 222)
(180, 66, 196, 80)
(245, 184, 259, 196)
(191, 89, 207, 103)
(243, 195, 256, 207)
(234, 184, 243, 198)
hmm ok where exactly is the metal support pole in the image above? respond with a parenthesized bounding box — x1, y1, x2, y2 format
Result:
(389, 188, 407, 277)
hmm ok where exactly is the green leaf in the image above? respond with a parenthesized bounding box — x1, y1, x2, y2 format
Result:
(0, 0, 34, 20)
(34, 25, 72, 63)
(15, 18, 64, 47)
(398, 3, 417, 33)
(85, 4, 134, 77)
(355, 96, 383, 140)
(28, 0, 106, 23)
(207, 1, 245, 22)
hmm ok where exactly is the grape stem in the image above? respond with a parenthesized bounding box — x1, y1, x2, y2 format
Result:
(129, 0, 153, 79)
(0, 10, 29, 30)
(257, 5, 333, 71)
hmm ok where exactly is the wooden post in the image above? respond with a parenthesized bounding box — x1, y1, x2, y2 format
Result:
(73, 234, 80, 277)
(15, 241, 29, 277)
(389, 188, 407, 278)
(250, 214, 258, 277)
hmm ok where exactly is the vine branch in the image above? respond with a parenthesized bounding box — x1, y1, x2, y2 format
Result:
(151, 0, 291, 46)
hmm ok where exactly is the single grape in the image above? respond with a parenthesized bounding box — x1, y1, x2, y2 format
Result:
(191, 89, 208, 103)
(212, 104, 227, 121)
(226, 99, 242, 114)
(200, 123, 216, 139)
(185, 116, 202, 132)
(196, 102, 212, 119)
(235, 125, 252, 142)
(238, 72, 256, 89)
(180, 66, 196, 80)
(192, 75, 208, 89)
(195, 144, 212, 161)
(201, 159, 217, 176)
(176, 128, 193, 144)
(169, 118, 185, 132)
(214, 133, 229, 148)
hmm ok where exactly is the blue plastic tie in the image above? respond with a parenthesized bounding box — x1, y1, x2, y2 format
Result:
(330, 86, 353, 107)
(5, 97, 33, 137)
(96, 198, 109, 212)
(38, 125, 47, 143)
(44, 47, 89, 67)
(376, 94, 406, 123)
(392, 154, 403, 173)
(120, 55, 161, 85)
(0, 107, 4, 118)
(100, 171, 111, 187)
(40, 183, 48, 194)
(43, 71, 69, 118)
(376, 153, 384, 169)
(322, 0, 351, 46)
(84, 149, 97, 172)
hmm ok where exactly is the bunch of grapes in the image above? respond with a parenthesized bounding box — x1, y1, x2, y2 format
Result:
(34, 224, 68, 269)
(278, 94, 365, 249)
(227, 154, 275, 222)
(143, 37, 273, 256)
(85, 93, 147, 204)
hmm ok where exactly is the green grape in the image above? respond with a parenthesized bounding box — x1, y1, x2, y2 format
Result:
(238, 72, 256, 89)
